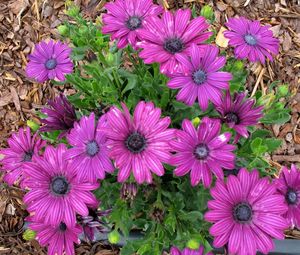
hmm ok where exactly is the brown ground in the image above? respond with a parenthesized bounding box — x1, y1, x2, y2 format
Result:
(0, 0, 300, 254)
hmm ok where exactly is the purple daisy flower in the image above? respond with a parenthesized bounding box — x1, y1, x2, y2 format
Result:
(23, 144, 99, 227)
(29, 220, 82, 255)
(215, 92, 263, 139)
(170, 117, 235, 187)
(275, 164, 300, 229)
(204, 168, 288, 255)
(0, 127, 45, 186)
(26, 40, 73, 83)
(65, 113, 114, 183)
(104, 101, 174, 184)
(79, 205, 111, 242)
(40, 93, 77, 138)
(170, 246, 213, 255)
(102, 0, 163, 49)
(167, 44, 232, 110)
(224, 17, 279, 64)
(137, 9, 212, 75)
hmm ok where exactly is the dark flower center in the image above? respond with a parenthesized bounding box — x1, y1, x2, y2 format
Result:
(45, 58, 57, 70)
(51, 176, 69, 195)
(224, 112, 239, 124)
(126, 16, 142, 30)
(244, 34, 257, 46)
(194, 144, 209, 160)
(286, 189, 298, 205)
(233, 203, 252, 223)
(59, 222, 67, 232)
(23, 151, 33, 162)
(192, 69, 207, 84)
(86, 140, 99, 157)
(125, 132, 146, 153)
(164, 38, 184, 54)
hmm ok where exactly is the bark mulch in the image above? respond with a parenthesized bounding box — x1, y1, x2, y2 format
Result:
(0, 0, 299, 254)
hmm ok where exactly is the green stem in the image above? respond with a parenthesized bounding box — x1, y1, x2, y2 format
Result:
(126, 47, 142, 76)
(112, 69, 122, 99)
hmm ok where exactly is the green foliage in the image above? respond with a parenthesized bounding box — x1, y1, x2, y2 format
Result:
(48, 8, 292, 255)
(257, 81, 291, 125)
(223, 58, 248, 93)
(95, 174, 211, 255)
(200, 5, 215, 23)
(237, 129, 282, 174)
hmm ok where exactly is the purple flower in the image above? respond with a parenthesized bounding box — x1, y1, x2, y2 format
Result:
(170, 246, 213, 255)
(23, 144, 99, 227)
(205, 168, 288, 255)
(224, 17, 279, 64)
(137, 9, 212, 75)
(40, 94, 77, 138)
(29, 220, 82, 255)
(0, 127, 45, 186)
(65, 113, 114, 183)
(167, 44, 232, 110)
(170, 118, 235, 187)
(104, 101, 174, 184)
(26, 40, 73, 82)
(102, 0, 163, 49)
(79, 205, 111, 242)
(275, 164, 300, 229)
(120, 182, 138, 201)
(216, 92, 263, 139)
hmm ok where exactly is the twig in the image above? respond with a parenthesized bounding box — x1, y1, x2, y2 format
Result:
(244, 0, 252, 6)
(35, 0, 40, 22)
(251, 67, 265, 97)
(272, 155, 300, 162)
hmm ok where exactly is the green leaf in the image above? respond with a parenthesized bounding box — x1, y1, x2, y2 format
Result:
(70, 46, 88, 61)
(137, 243, 152, 255)
(122, 76, 137, 95)
(264, 138, 281, 152)
(261, 111, 291, 124)
(250, 137, 268, 155)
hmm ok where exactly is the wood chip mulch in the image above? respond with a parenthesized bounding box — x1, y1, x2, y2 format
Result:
(0, 0, 299, 254)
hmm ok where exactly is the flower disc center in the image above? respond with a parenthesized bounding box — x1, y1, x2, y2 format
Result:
(233, 203, 252, 222)
(23, 151, 33, 162)
(164, 38, 184, 54)
(193, 69, 207, 84)
(194, 144, 209, 160)
(59, 222, 67, 232)
(286, 189, 298, 205)
(51, 176, 69, 195)
(244, 34, 257, 46)
(86, 140, 99, 157)
(225, 112, 239, 124)
(126, 16, 142, 30)
(45, 58, 57, 70)
(125, 132, 146, 153)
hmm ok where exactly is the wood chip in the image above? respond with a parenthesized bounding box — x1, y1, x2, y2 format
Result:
(283, 31, 292, 52)
(215, 26, 229, 48)
(10, 87, 21, 111)
(272, 155, 300, 162)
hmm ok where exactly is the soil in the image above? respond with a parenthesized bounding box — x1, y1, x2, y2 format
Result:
(0, 0, 299, 254)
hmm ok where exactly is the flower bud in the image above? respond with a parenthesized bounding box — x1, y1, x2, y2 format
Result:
(278, 85, 288, 97)
(27, 120, 40, 132)
(200, 5, 214, 22)
(23, 229, 36, 241)
(57, 25, 69, 36)
(108, 230, 120, 244)
(66, 5, 80, 17)
(187, 239, 200, 250)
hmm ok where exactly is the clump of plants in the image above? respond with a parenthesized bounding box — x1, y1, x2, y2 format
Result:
(1, 1, 297, 255)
